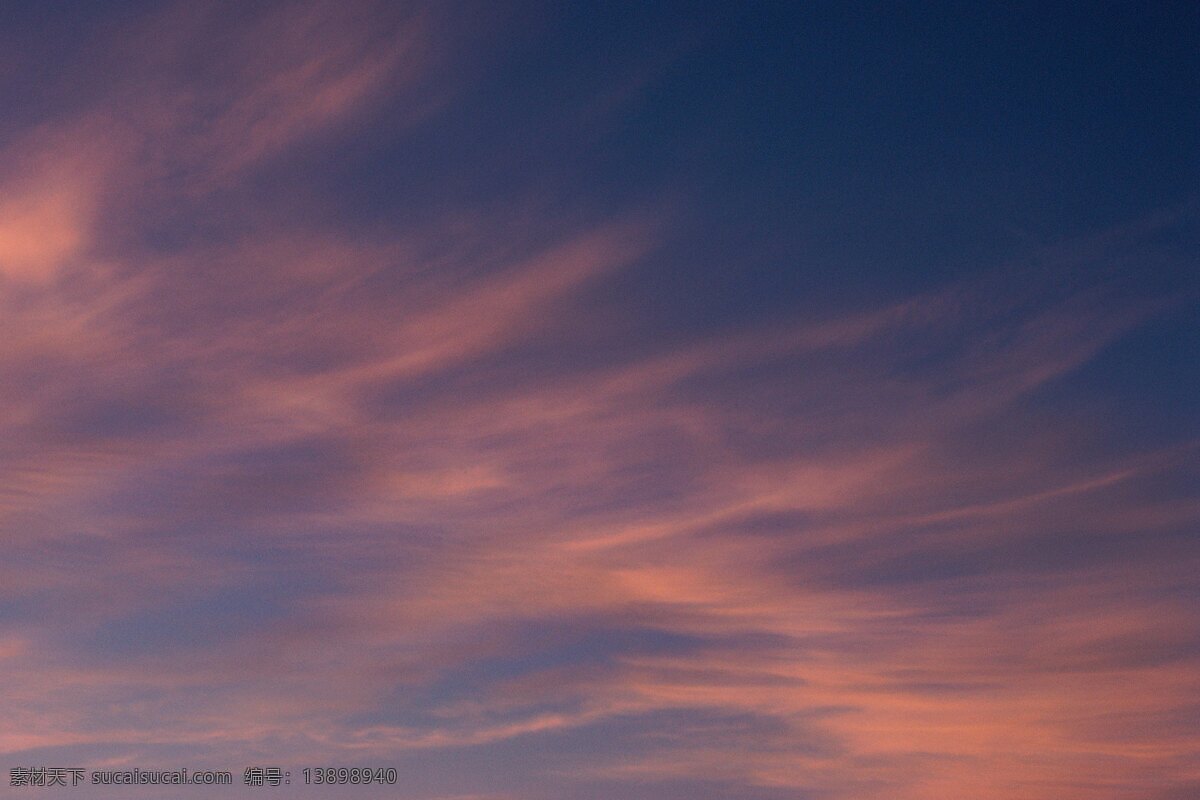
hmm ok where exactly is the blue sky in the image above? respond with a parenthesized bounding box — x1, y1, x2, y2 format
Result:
(0, 2, 1197, 798)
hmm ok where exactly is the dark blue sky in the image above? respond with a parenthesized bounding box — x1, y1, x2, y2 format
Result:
(249, 1, 1199, 334)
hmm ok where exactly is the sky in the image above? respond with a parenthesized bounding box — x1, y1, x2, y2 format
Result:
(0, 1, 1197, 798)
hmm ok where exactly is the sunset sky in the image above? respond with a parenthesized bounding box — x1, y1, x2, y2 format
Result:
(1, 2, 1198, 798)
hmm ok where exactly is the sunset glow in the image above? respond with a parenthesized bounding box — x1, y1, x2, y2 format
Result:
(1, 3, 1197, 799)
